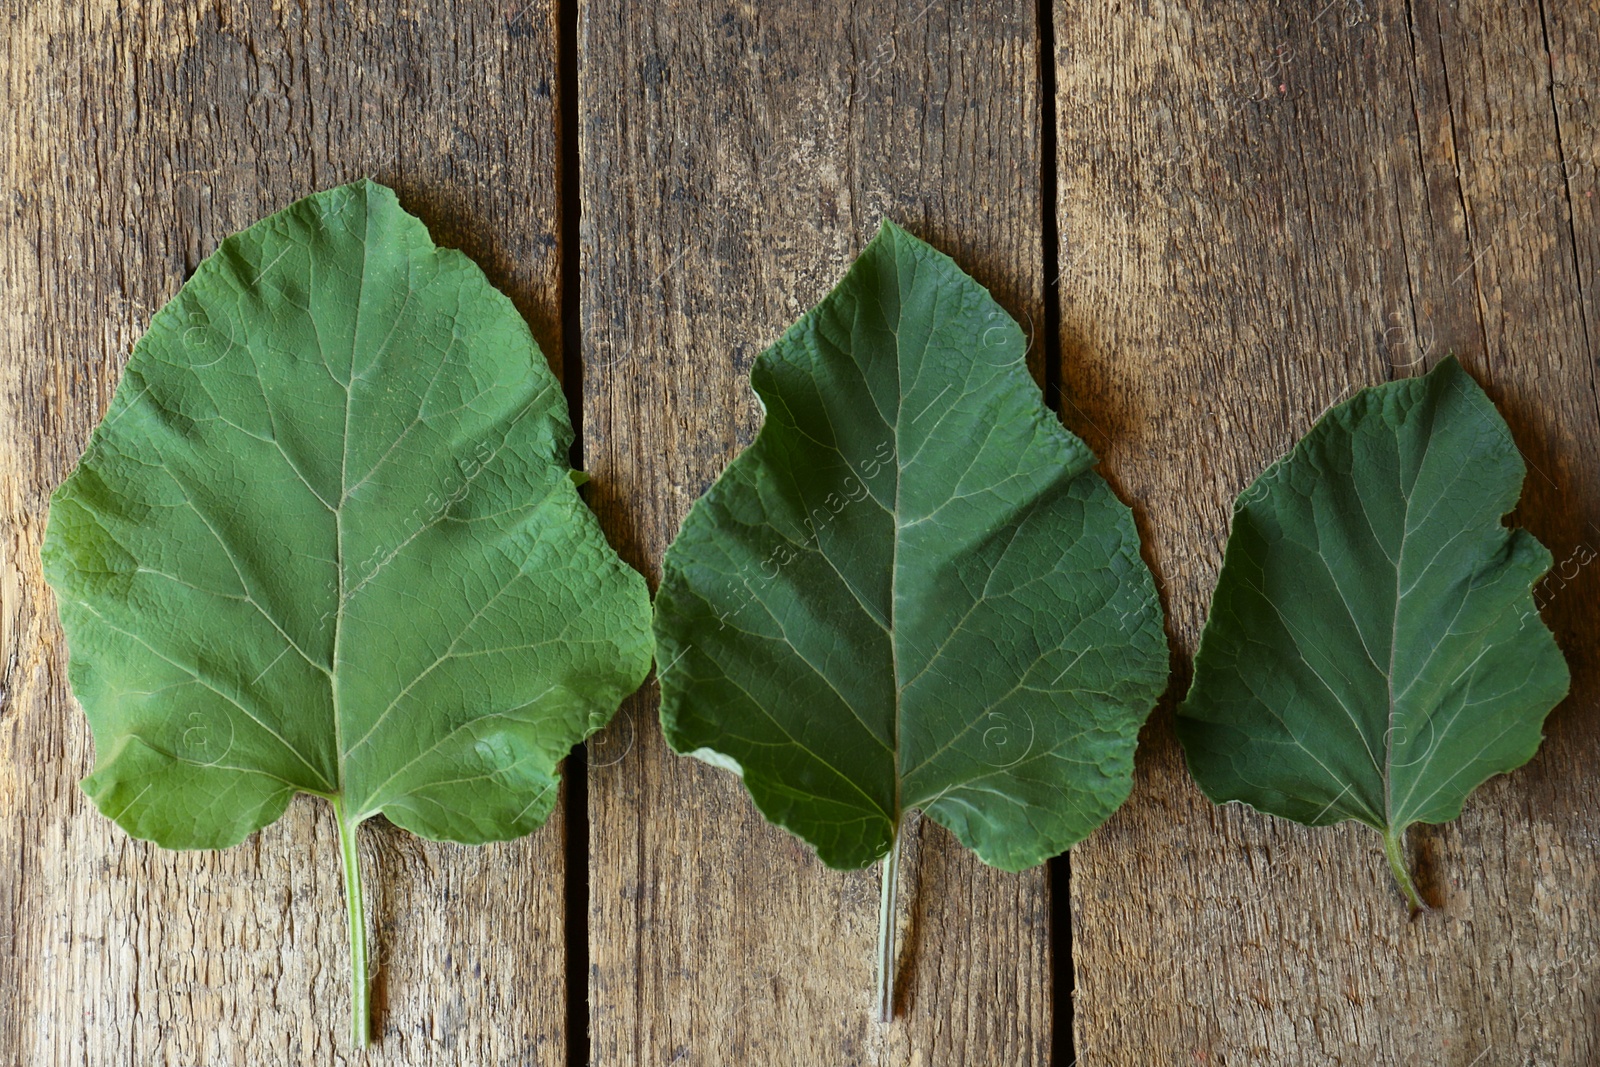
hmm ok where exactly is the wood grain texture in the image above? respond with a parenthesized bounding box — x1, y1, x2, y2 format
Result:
(0, 2, 572, 1062)
(11, 0, 1598, 1062)
(1056, 0, 1600, 1062)
(577, 1, 1052, 1063)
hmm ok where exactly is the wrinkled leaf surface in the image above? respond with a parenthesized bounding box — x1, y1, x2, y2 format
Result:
(44, 178, 651, 852)
(655, 221, 1167, 872)
(1178, 357, 1568, 847)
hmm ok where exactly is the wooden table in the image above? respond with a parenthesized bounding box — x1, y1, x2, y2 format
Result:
(3, 1, 1595, 1063)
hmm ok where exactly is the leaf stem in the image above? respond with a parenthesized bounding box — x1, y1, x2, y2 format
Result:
(875, 823, 902, 1024)
(1382, 824, 1426, 917)
(334, 799, 371, 1048)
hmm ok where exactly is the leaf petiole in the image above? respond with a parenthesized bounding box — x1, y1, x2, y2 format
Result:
(1381, 824, 1426, 918)
(334, 799, 372, 1048)
(875, 820, 902, 1024)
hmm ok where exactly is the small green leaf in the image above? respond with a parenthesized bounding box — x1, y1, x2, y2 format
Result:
(1177, 356, 1569, 913)
(42, 180, 652, 1044)
(653, 221, 1168, 1012)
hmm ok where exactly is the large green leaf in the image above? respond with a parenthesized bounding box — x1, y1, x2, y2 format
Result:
(1176, 356, 1569, 911)
(654, 220, 1168, 872)
(42, 180, 652, 1044)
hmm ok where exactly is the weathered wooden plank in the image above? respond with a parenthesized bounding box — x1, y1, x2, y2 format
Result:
(578, 1, 1052, 1062)
(1056, 0, 1600, 1062)
(0, 3, 572, 1062)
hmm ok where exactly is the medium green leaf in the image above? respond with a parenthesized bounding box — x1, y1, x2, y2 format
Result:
(655, 221, 1166, 1017)
(1176, 356, 1569, 912)
(42, 180, 652, 1044)
(654, 220, 1166, 871)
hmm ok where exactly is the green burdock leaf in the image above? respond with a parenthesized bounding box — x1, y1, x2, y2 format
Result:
(1177, 357, 1569, 914)
(653, 221, 1167, 1018)
(41, 180, 652, 1045)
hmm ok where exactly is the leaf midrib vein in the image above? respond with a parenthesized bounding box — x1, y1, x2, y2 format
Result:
(1386, 404, 1436, 833)
(888, 251, 914, 835)
(330, 203, 372, 804)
